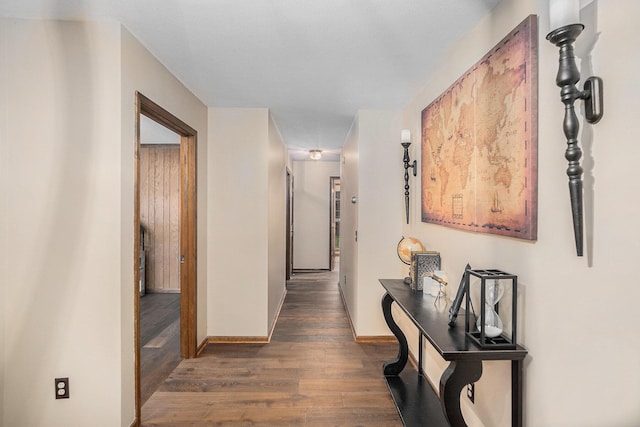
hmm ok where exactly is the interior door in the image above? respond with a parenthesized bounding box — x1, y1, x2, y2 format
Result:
(286, 169, 294, 280)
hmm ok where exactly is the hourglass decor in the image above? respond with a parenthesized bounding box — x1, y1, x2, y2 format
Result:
(465, 269, 518, 349)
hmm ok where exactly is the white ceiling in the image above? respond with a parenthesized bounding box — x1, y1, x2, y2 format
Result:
(1, 0, 502, 158)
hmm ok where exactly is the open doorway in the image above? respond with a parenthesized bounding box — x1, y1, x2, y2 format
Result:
(134, 92, 198, 423)
(330, 177, 340, 271)
(138, 115, 181, 405)
(286, 168, 294, 280)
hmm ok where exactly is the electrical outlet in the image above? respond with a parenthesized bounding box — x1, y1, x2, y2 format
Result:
(55, 378, 69, 399)
(467, 383, 475, 403)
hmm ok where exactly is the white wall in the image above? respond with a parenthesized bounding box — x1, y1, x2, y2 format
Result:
(120, 25, 209, 423)
(2, 19, 123, 427)
(267, 114, 287, 333)
(340, 118, 359, 329)
(292, 160, 340, 269)
(394, 0, 640, 425)
(0, 19, 9, 427)
(0, 18, 209, 427)
(355, 111, 404, 336)
(208, 108, 272, 337)
(340, 110, 403, 337)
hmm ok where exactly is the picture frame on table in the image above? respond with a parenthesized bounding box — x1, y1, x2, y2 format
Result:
(448, 263, 471, 327)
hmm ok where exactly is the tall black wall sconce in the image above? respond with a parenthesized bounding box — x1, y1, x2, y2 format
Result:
(546, 0, 603, 256)
(401, 129, 417, 224)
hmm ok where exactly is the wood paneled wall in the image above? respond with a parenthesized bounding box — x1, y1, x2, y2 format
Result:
(140, 145, 181, 293)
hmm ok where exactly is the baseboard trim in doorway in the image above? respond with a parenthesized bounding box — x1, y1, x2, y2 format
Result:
(143, 289, 181, 294)
(199, 336, 272, 355)
(267, 289, 287, 341)
(292, 269, 330, 273)
(196, 337, 209, 356)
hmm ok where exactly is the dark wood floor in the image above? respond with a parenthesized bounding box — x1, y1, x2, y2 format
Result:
(140, 292, 182, 405)
(141, 268, 402, 426)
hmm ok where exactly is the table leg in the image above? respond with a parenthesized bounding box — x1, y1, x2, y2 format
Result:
(439, 360, 483, 427)
(419, 333, 424, 377)
(512, 359, 523, 427)
(381, 293, 409, 376)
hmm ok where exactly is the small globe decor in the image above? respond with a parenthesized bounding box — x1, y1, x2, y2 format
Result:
(397, 237, 425, 286)
(396, 236, 425, 265)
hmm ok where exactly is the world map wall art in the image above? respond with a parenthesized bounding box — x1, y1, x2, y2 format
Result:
(421, 15, 538, 240)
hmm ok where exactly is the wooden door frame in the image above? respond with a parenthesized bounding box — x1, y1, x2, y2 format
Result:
(134, 92, 198, 422)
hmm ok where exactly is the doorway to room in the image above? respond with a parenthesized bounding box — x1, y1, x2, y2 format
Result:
(330, 177, 340, 271)
(286, 168, 294, 280)
(138, 115, 181, 406)
(134, 92, 198, 423)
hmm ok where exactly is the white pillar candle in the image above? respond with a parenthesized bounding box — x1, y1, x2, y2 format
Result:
(401, 129, 411, 143)
(549, 0, 580, 31)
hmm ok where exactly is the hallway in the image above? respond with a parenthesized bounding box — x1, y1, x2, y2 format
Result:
(141, 269, 402, 426)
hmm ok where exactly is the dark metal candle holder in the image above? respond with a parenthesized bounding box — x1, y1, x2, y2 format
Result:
(546, 23, 603, 257)
(401, 142, 417, 224)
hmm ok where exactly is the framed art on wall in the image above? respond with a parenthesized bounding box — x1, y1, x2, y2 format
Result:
(421, 15, 538, 241)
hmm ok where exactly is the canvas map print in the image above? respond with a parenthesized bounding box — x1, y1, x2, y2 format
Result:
(421, 15, 538, 240)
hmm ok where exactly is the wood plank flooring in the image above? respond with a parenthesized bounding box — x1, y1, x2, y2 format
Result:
(140, 292, 182, 405)
(141, 269, 402, 426)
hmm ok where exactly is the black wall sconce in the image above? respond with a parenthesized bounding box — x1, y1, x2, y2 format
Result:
(547, 0, 603, 256)
(401, 129, 417, 224)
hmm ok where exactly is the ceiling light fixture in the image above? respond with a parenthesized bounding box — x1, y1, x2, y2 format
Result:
(309, 149, 322, 160)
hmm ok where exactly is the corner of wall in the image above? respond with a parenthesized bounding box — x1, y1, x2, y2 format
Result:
(267, 109, 287, 333)
(339, 115, 360, 332)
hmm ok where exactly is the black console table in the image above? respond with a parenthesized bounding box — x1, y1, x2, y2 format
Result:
(379, 279, 527, 427)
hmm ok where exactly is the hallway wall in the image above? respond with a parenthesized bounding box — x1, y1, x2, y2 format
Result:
(208, 108, 270, 337)
(267, 114, 287, 333)
(208, 108, 287, 338)
(340, 110, 403, 337)
(0, 18, 7, 426)
(340, 118, 359, 327)
(292, 160, 340, 270)
(0, 18, 210, 427)
(395, 0, 640, 425)
(1, 19, 123, 427)
(0, 19, 124, 427)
